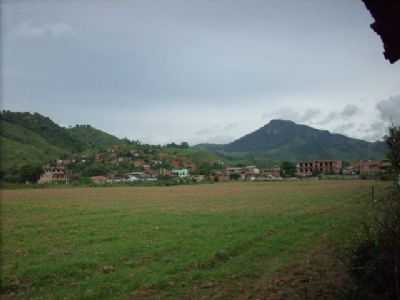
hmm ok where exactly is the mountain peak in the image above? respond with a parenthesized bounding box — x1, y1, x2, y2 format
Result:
(217, 119, 386, 160)
(268, 119, 295, 124)
(265, 119, 297, 129)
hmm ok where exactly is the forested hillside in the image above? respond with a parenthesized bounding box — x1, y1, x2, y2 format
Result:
(0, 111, 124, 180)
(67, 125, 123, 150)
(0, 111, 220, 182)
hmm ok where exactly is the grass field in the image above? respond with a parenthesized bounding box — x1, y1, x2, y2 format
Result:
(0, 180, 386, 299)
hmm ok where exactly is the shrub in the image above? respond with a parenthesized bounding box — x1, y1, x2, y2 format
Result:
(347, 126, 400, 300)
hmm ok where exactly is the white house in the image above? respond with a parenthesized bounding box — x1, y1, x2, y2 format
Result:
(126, 172, 146, 182)
(171, 169, 189, 178)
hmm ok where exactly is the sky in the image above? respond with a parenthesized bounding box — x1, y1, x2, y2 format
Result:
(2, 0, 400, 145)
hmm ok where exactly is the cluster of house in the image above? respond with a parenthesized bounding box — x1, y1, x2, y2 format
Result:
(37, 165, 194, 185)
(210, 166, 282, 182)
(295, 159, 391, 177)
(88, 165, 283, 184)
(36, 157, 392, 185)
(90, 169, 192, 184)
(36, 163, 281, 185)
(36, 146, 200, 184)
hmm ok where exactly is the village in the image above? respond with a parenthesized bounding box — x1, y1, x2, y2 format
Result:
(37, 145, 392, 185)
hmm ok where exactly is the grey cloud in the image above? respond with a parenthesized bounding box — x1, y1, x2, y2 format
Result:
(14, 21, 74, 38)
(3, 0, 385, 108)
(202, 135, 235, 145)
(317, 104, 361, 125)
(334, 122, 355, 134)
(341, 104, 359, 118)
(358, 122, 386, 142)
(223, 122, 239, 131)
(299, 109, 320, 122)
(318, 112, 339, 125)
(2, 0, 398, 144)
(267, 106, 359, 127)
(376, 95, 400, 124)
(267, 108, 321, 124)
(195, 127, 215, 136)
(196, 122, 240, 141)
(265, 108, 299, 122)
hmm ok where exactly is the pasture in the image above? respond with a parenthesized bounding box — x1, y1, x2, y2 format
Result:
(1, 180, 385, 299)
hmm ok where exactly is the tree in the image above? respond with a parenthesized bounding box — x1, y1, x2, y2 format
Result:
(19, 164, 43, 183)
(197, 162, 212, 175)
(180, 142, 189, 149)
(165, 142, 189, 149)
(165, 142, 178, 148)
(386, 125, 400, 177)
(230, 173, 241, 181)
(280, 161, 296, 177)
(81, 163, 109, 177)
(348, 125, 400, 299)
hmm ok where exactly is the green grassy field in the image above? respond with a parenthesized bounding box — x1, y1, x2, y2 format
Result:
(1, 180, 386, 299)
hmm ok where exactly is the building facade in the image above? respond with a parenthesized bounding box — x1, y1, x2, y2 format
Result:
(38, 166, 69, 184)
(261, 167, 281, 178)
(359, 160, 391, 177)
(171, 168, 189, 178)
(296, 160, 343, 177)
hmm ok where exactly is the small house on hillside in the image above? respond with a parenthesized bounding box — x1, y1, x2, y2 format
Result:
(192, 175, 205, 182)
(261, 167, 281, 178)
(171, 160, 183, 169)
(159, 168, 172, 177)
(359, 160, 391, 177)
(211, 171, 229, 182)
(171, 169, 189, 178)
(133, 160, 145, 168)
(91, 176, 108, 184)
(126, 172, 146, 182)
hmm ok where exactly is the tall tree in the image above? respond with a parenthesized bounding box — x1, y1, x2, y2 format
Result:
(386, 125, 400, 177)
(280, 161, 296, 177)
(19, 164, 43, 183)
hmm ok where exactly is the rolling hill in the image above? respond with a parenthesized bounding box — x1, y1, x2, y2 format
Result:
(67, 124, 123, 150)
(0, 111, 220, 180)
(196, 119, 387, 161)
(1, 111, 83, 152)
(0, 111, 123, 173)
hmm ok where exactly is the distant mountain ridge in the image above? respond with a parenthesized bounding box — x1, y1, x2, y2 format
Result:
(196, 119, 387, 161)
(0, 111, 388, 176)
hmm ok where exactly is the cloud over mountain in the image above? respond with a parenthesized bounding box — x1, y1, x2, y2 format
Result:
(377, 95, 400, 124)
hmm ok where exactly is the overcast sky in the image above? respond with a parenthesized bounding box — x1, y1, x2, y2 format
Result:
(2, 0, 399, 145)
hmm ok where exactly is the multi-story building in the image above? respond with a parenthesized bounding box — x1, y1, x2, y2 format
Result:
(296, 160, 343, 177)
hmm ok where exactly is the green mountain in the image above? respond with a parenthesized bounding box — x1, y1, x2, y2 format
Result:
(1, 111, 82, 152)
(67, 125, 123, 150)
(1, 112, 72, 174)
(0, 111, 123, 176)
(197, 119, 387, 161)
